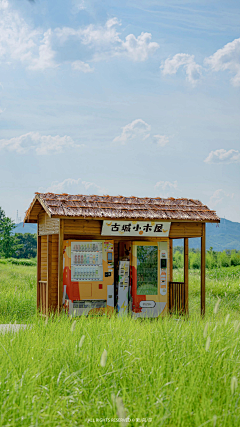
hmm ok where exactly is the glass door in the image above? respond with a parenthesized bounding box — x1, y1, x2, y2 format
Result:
(131, 241, 168, 317)
(137, 245, 158, 295)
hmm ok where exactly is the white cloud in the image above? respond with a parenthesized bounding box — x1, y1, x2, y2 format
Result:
(0, 3, 158, 71)
(153, 135, 169, 147)
(204, 149, 240, 164)
(0, 1, 57, 70)
(44, 178, 107, 195)
(55, 18, 159, 62)
(55, 18, 122, 47)
(154, 180, 179, 198)
(113, 119, 169, 147)
(205, 38, 240, 86)
(113, 119, 151, 144)
(0, 132, 82, 155)
(72, 0, 86, 12)
(28, 29, 57, 71)
(0, 0, 8, 10)
(209, 189, 234, 208)
(155, 181, 178, 191)
(0, 0, 38, 62)
(122, 32, 159, 61)
(71, 60, 94, 72)
(161, 53, 202, 85)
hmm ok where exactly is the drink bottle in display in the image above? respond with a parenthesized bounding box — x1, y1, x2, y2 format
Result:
(84, 254, 86, 264)
(78, 255, 80, 264)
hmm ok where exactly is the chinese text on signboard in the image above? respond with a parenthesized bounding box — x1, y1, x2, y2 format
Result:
(101, 221, 171, 237)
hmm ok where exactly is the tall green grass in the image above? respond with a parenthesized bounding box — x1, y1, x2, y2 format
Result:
(0, 263, 37, 323)
(0, 313, 240, 426)
(0, 263, 240, 425)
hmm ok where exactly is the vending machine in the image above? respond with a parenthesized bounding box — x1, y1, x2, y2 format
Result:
(131, 241, 168, 317)
(117, 260, 130, 316)
(62, 240, 114, 316)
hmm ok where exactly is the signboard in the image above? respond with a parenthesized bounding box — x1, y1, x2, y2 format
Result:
(101, 221, 171, 237)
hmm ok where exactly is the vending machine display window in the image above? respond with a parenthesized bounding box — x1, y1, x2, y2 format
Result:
(71, 241, 103, 282)
(136, 245, 158, 295)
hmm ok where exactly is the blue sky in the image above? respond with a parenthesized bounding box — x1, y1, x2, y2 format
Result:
(0, 0, 239, 223)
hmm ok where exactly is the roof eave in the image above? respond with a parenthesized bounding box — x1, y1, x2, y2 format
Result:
(50, 214, 221, 223)
(24, 194, 52, 223)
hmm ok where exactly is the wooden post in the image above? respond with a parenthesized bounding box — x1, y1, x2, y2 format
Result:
(201, 223, 206, 316)
(184, 238, 189, 315)
(47, 235, 52, 315)
(58, 220, 64, 313)
(37, 226, 41, 311)
(169, 239, 173, 283)
(169, 239, 173, 312)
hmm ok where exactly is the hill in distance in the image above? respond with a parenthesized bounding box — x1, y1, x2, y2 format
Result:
(14, 218, 240, 251)
(14, 222, 37, 235)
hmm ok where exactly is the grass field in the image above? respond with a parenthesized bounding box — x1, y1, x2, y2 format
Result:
(0, 262, 240, 426)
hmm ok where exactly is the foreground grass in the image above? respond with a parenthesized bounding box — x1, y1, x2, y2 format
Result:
(0, 262, 240, 426)
(0, 263, 37, 323)
(0, 313, 240, 426)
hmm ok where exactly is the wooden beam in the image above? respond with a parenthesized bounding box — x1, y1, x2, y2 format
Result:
(53, 215, 220, 224)
(184, 238, 189, 315)
(169, 239, 173, 283)
(37, 226, 41, 311)
(47, 235, 52, 315)
(58, 220, 64, 313)
(169, 239, 173, 312)
(201, 223, 206, 316)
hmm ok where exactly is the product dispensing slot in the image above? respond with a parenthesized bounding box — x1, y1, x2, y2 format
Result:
(161, 258, 167, 268)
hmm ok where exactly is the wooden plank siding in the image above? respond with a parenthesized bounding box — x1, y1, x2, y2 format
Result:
(63, 219, 203, 239)
(170, 222, 203, 238)
(40, 235, 47, 281)
(38, 234, 58, 313)
(39, 212, 60, 236)
(49, 234, 59, 311)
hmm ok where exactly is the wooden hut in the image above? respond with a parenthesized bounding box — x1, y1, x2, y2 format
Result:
(24, 193, 220, 317)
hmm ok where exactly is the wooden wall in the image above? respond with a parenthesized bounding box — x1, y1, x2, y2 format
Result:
(63, 219, 204, 240)
(39, 234, 58, 312)
(40, 235, 47, 281)
(39, 212, 60, 236)
(49, 234, 59, 311)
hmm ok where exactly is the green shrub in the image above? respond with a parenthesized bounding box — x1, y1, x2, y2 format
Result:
(230, 250, 240, 266)
(189, 252, 200, 269)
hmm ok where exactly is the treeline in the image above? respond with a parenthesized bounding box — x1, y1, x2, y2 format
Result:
(0, 207, 37, 259)
(173, 246, 240, 269)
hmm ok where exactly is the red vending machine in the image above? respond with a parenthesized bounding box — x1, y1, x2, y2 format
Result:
(62, 240, 114, 316)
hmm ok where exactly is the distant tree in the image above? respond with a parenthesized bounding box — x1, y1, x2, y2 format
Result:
(15, 233, 37, 259)
(0, 207, 5, 234)
(0, 216, 21, 258)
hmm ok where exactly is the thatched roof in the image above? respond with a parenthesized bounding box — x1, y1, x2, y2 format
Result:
(24, 193, 220, 223)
